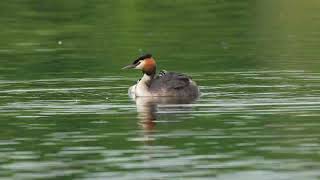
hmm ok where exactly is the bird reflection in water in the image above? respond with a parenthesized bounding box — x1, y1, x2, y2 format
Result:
(133, 96, 198, 144)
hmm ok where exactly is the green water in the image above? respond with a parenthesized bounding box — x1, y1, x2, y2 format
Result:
(1, 1, 320, 179)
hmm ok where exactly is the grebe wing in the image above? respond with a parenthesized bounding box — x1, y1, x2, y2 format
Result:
(151, 71, 191, 89)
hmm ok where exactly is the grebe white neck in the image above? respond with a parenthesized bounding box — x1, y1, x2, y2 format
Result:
(135, 73, 153, 97)
(140, 73, 153, 85)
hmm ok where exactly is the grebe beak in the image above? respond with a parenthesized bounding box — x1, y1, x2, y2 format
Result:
(122, 64, 136, 69)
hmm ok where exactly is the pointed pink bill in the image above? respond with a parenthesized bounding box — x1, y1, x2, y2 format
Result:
(122, 64, 136, 69)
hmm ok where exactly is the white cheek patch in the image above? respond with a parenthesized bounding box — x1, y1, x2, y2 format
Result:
(135, 60, 145, 69)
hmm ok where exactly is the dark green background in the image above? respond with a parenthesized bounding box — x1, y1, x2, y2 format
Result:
(1, 0, 320, 80)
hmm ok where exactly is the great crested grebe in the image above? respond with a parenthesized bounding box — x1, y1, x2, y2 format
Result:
(122, 54, 200, 97)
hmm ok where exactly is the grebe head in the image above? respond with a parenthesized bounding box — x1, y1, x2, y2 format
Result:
(122, 54, 157, 76)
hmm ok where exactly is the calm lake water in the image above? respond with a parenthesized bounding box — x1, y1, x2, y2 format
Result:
(1, 1, 320, 179)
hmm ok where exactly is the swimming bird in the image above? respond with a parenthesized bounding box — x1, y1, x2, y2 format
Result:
(122, 54, 200, 97)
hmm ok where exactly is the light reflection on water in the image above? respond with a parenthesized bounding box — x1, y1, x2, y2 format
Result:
(0, 71, 320, 179)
